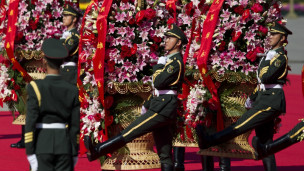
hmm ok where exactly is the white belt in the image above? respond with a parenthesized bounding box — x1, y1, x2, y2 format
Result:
(154, 89, 177, 97)
(36, 123, 67, 129)
(61, 62, 76, 68)
(259, 84, 283, 91)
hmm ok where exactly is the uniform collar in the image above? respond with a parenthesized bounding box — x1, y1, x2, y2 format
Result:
(44, 74, 62, 80)
(166, 52, 179, 59)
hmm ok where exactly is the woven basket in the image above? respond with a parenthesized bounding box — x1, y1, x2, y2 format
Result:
(12, 114, 26, 125)
(101, 93, 161, 170)
(197, 82, 256, 159)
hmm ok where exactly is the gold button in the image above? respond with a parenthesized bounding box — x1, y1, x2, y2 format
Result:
(272, 92, 275, 95)
(162, 98, 165, 101)
(67, 69, 69, 72)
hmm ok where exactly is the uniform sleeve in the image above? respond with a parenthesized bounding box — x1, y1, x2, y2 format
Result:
(152, 59, 182, 89)
(259, 53, 288, 83)
(69, 89, 80, 156)
(64, 33, 79, 61)
(25, 84, 40, 155)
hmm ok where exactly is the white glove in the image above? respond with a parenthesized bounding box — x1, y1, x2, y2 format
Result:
(27, 154, 38, 171)
(157, 56, 167, 65)
(141, 105, 147, 115)
(265, 50, 277, 60)
(245, 97, 252, 109)
(73, 156, 78, 167)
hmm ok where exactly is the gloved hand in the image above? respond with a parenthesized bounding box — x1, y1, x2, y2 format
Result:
(157, 56, 167, 65)
(245, 97, 252, 109)
(265, 50, 277, 60)
(27, 154, 38, 171)
(73, 156, 78, 167)
(141, 105, 147, 115)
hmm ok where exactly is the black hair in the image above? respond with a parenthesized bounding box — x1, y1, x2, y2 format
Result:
(45, 58, 64, 70)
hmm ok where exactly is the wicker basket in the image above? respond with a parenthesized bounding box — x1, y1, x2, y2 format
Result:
(101, 93, 161, 170)
(12, 114, 26, 125)
(197, 82, 256, 159)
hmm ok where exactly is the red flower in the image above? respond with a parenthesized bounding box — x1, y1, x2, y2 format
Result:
(185, 2, 194, 16)
(273, 3, 281, 13)
(167, 18, 175, 28)
(150, 44, 158, 52)
(135, 10, 145, 24)
(258, 25, 268, 36)
(242, 9, 250, 20)
(234, 5, 244, 15)
(108, 60, 115, 72)
(11, 90, 18, 102)
(31, 0, 38, 5)
(121, 45, 132, 58)
(251, 3, 263, 13)
(29, 19, 38, 30)
(200, 4, 210, 14)
(128, 18, 135, 25)
(231, 30, 242, 42)
(144, 8, 156, 20)
(246, 46, 264, 62)
(0, 55, 10, 67)
(131, 43, 137, 55)
(45, 11, 52, 19)
(152, 36, 162, 43)
(13, 84, 20, 91)
(15, 31, 24, 43)
(94, 113, 102, 122)
(218, 41, 226, 51)
(122, 0, 129, 3)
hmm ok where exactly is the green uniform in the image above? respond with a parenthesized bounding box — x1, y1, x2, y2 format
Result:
(60, 28, 79, 85)
(25, 75, 80, 171)
(121, 52, 184, 165)
(196, 46, 288, 153)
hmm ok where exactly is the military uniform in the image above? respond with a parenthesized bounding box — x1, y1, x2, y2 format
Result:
(196, 21, 292, 170)
(25, 38, 80, 171)
(84, 24, 187, 171)
(251, 63, 304, 159)
(60, 4, 82, 85)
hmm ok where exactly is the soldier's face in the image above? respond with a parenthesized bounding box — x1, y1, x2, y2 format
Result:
(63, 15, 74, 27)
(269, 32, 285, 48)
(164, 36, 179, 51)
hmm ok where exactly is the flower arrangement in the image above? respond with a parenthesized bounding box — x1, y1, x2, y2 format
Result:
(79, 0, 211, 143)
(205, 0, 282, 76)
(185, 83, 211, 128)
(0, 0, 79, 115)
(0, 54, 27, 116)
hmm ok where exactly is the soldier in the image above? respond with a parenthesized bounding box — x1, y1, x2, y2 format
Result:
(195, 20, 292, 171)
(252, 64, 304, 159)
(84, 24, 187, 171)
(60, 4, 82, 85)
(25, 38, 80, 171)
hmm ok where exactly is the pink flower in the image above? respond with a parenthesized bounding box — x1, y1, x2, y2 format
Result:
(115, 12, 127, 23)
(220, 9, 231, 22)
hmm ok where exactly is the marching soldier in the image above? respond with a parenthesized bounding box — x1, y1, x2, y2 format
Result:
(195, 20, 292, 171)
(252, 65, 304, 159)
(60, 4, 82, 85)
(84, 24, 187, 171)
(25, 38, 80, 171)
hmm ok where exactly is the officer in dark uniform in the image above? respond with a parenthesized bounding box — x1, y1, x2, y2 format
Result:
(60, 4, 82, 85)
(25, 38, 80, 171)
(195, 21, 292, 171)
(252, 62, 304, 159)
(84, 24, 187, 171)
